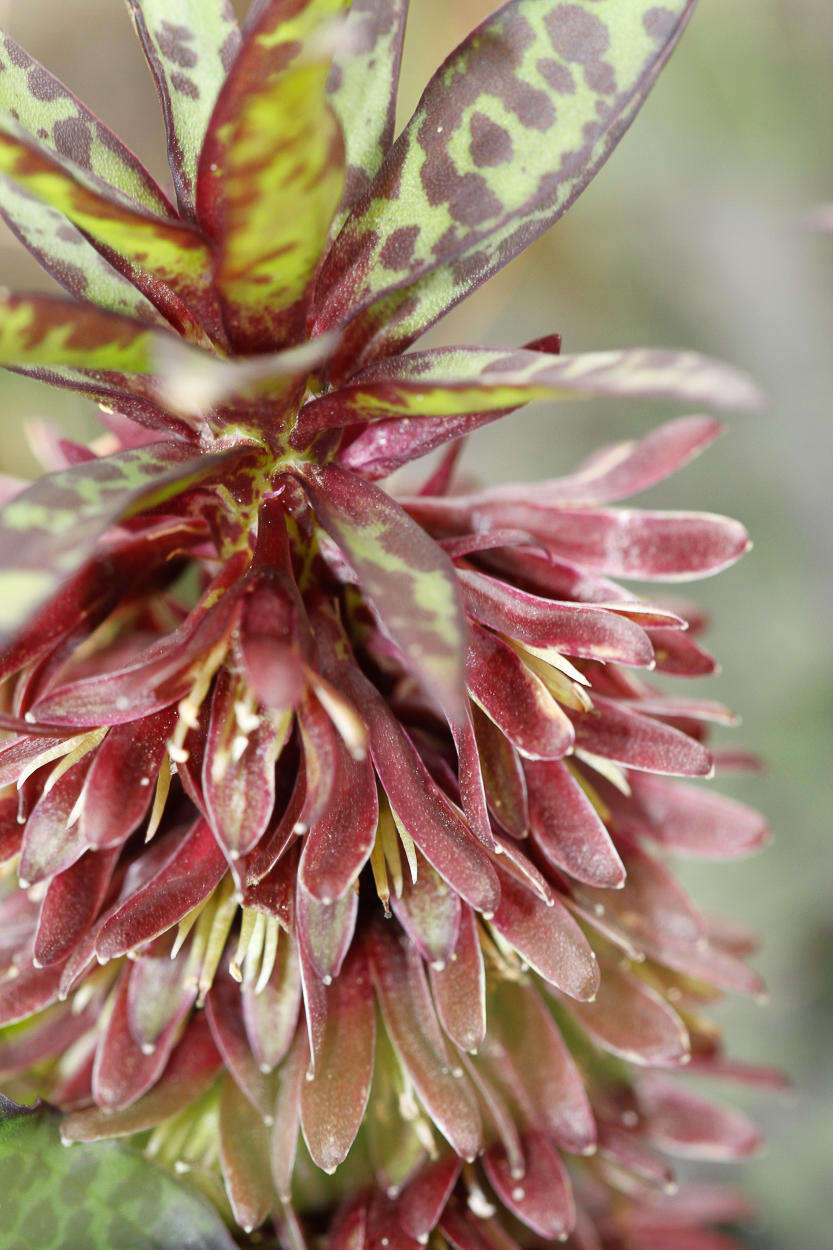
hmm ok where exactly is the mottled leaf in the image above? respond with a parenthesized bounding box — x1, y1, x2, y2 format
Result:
(126, 0, 241, 217)
(0, 177, 166, 323)
(314, 1, 697, 358)
(0, 115, 218, 337)
(327, 0, 409, 231)
(0, 440, 247, 645)
(197, 0, 348, 350)
(0, 31, 170, 211)
(300, 463, 468, 723)
(0, 1095, 236, 1248)
(299, 347, 762, 441)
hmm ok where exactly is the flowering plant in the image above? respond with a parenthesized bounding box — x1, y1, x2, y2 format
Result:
(0, 2, 772, 1247)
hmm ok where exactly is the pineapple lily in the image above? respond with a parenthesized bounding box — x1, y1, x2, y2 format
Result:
(0, 2, 773, 1247)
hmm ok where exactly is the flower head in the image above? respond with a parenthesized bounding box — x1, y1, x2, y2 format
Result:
(0, 1, 768, 1244)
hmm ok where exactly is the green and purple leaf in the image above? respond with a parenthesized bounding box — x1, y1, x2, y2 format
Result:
(0, 440, 248, 644)
(326, 0, 409, 233)
(0, 116, 219, 339)
(0, 31, 171, 212)
(314, 0, 697, 362)
(299, 463, 469, 724)
(197, 0, 349, 350)
(299, 345, 763, 446)
(126, 0, 241, 218)
(0, 1095, 237, 1249)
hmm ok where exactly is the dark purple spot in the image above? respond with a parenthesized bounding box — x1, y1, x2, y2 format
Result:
(503, 78, 556, 130)
(4, 38, 31, 70)
(469, 113, 513, 168)
(53, 118, 92, 170)
(537, 57, 576, 95)
(219, 30, 240, 73)
(644, 7, 678, 40)
(170, 72, 199, 100)
(27, 65, 63, 102)
(379, 225, 420, 271)
(545, 4, 616, 95)
(155, 22, 198, 69)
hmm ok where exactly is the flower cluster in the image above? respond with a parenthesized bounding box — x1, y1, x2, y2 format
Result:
(0, 2, 771, 1247)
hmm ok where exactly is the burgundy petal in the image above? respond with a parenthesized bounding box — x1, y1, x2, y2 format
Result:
(81, 708, 176, 848)
(526, 759, 624, 888)
(482, 1129, 575, 1239)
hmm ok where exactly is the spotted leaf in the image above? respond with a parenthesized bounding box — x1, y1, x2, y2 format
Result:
(127, 0, 241, 218)
(0, 441, 248, 643)
(314, 0, 697, 361)
(0, 30, 171, 212)
(0, 1095, 237, 1249)
(326, 0, 409, 233)
(0, 116, 218, 339)
(299, 463, 468, 724)
(197, 0, 349, 350)
(298, 345, 762, 444)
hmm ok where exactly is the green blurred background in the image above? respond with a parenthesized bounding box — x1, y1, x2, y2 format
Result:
(0, 2, 830, 1247)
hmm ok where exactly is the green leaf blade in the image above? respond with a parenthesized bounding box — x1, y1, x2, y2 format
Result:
(126, 0, 242, 219)
(314, 0, 696, 361)
(197, 0, 349, 351)
(0, 117, 219, 341)
(0, 1097, 236, 1249)
(326, 0, 408, 236)
(0, 31, 172, 214)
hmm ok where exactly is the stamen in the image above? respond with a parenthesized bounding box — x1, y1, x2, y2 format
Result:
(145, 753, 172, 843)
(16, 733, 93, 789)
(255, 917, 280, 995)
(573, 748, 631, 795)
(41, 726, 107, 796)
(230, 907, 258, 981)
(171, 895, 209, 958)
(243, 912, 267, 985)
(307, 672, 367, 760)
(379, 805, 404, 900)
(370, 823, 391, 916)
(168, 639, 229, 764)
(390, 809, 418, 886)
(197, 876, 238, 1005)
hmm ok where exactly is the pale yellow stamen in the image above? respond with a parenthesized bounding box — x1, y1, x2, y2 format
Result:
(145, 753, 172, 843)
(507, 639, 593, 710)
(242, 911, 267, 985)
(573, 747, 631, 795)
(254, 917, 280, 995)
(167, 639, 229, 764)
(41, 726, 107, 797)
(171, 895, 210, 959)
(197, 876, 238, 1005)
(230, 906, 259, 981)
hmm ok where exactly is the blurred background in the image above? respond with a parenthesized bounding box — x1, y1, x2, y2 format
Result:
(0, 2, 830, 1247)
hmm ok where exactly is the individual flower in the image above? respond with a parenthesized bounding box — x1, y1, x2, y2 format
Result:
(0, 1, 770, 1245)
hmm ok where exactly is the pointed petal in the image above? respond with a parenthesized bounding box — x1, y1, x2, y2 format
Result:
(568, 959, 690, 1066)
(429, 906, 486, 1053)
(82, 708, 176, 848)
(482, 1129, 575, 1239)
(570, 697, 713, 776)
(526, 758, 624, 888)
(368, 925, 482, 1160)
(300, 944, 376, 1173)
(490, 864, 599, 1000)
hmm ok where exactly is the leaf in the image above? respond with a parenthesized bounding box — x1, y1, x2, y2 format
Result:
(197, 0, 349, 350)
(0, 116, 218, 338)
(300, 463, 468, 724)
(0, 31, 171, 212)
(313, 1, 697, 358)
(126, 0, 241, 218)
(0, 177, 167, 323)
(0, 292, 166, 376)
(0, 440, 247, 645)
(300, 346, 762, 445)
(326, 0, 409, 232)
(0, 1095, 237, 1249)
